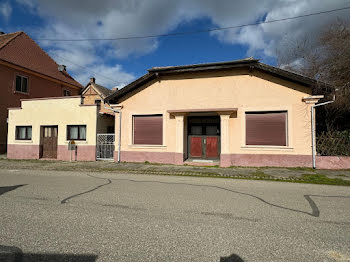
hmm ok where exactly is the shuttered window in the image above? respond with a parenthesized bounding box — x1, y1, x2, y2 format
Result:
(133, 115, 163, 145)
(245, 111, 287, 146)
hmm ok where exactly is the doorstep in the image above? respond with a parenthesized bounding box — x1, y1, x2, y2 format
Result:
(184, 158, 220, 167)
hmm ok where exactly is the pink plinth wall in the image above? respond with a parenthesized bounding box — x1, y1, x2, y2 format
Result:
(117, 151, 184, 165)
(7, 144, 95, 161)
(57, 145, 96, 161)
(220, 154, 313, 168)
(7, 144, 40, 159)
(316, 156, 350, 170)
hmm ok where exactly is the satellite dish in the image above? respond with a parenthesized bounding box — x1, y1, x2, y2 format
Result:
(58, 65, 66, 72)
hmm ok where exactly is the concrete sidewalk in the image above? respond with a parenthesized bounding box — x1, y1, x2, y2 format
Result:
(1, 158, 350, 185)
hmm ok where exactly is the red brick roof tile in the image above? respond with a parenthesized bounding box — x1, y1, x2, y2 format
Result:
(0, 32, 82, 88)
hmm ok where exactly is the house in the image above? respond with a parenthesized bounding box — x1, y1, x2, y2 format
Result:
(0, 31, 82, 153)
(7, 58, 350, 168)
(7, 77, 115, 161)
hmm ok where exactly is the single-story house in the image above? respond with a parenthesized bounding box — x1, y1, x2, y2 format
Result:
(7, 58, 350, 168)
(7, 77, 114, 161)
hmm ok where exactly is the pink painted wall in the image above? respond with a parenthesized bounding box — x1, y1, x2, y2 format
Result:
(119, 151, 183, 165)
(7, 144, 95, 161)
(220, 154, 313, 168)
(57, 145, 96, 161)
(7, 144, 40, 159)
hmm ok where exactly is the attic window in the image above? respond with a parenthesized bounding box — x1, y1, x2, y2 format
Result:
(15, 75, 28, 93)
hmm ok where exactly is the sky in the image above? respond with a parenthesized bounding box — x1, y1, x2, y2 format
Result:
(0, 0, 349, 89)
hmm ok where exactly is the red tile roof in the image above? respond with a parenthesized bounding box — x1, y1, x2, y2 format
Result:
(0, 32, 82, 88)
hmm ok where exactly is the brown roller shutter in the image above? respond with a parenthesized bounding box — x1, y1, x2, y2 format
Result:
(133, 115, 163, 145)
(246, 112, 287, 146)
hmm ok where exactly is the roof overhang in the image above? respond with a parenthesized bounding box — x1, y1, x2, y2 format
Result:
(168, 108, 238, 116)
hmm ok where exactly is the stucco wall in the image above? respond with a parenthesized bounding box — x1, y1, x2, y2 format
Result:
(115, 69, 314, 166)
(0, 63, 81, 153)
(7, 97, 97, 161)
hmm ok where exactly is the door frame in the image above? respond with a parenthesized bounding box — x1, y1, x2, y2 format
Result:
(186, 115, 221, 160)
(40, 125, 58, 159)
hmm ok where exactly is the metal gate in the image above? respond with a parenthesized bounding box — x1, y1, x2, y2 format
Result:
(96, 134, 115, 160)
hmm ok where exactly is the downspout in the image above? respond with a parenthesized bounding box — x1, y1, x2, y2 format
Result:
(104, 103, 122, 163)
(311, 95, 335, 169)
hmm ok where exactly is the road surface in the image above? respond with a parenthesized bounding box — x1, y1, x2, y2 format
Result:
(0, 169, 349, 261)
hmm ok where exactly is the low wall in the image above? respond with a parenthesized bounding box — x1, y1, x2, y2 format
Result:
(118, 151, 183, 165)
(316, 156, 350, 170)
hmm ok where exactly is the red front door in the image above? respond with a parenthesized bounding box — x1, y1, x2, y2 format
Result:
(190, 137, 202, 157)
(189, 136, 219, 159)
(206, 136, 219, 158)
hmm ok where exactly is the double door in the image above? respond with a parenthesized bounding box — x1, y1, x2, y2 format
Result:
(189, 135, 220, 159)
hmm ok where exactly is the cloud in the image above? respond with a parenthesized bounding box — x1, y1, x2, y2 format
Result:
(0, 2, 12, 21)
(14, 0, 350, 86)
(38, 23, 135, 88)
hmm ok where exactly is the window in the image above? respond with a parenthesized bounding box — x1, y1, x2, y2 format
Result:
(133, 115, 162, 145)
(15, 75, 28, 93)
(16, 126, 32, 140)
(245, 111, 287, 146)
(67, 125, 86, 140)
(63, 90, 71, 96)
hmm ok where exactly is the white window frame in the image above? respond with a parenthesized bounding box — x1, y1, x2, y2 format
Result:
(15, 75, 29, 94)
(241, 107, 294, 150)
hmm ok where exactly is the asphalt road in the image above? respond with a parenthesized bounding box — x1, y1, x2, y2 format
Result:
(0, 169, 349, 262)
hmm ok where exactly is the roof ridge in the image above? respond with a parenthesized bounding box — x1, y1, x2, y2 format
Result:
(148, 58, 259, 71)
(0, 31, 23, 50)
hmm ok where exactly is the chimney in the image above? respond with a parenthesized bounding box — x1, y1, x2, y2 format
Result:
(112, 87, 118, 92)
(58, 64, 66, 72)
(90, 77, 95, 83)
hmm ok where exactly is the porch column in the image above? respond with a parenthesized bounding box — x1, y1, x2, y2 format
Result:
(174, 114, 185, 165)
(220, 113, 231, 167)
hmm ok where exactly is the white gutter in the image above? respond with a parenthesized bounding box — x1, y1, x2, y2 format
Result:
(104, 103, 123, 163)
(311, 96, 335, 169)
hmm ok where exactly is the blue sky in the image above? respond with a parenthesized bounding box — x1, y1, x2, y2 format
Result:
(1, 0, 349, 88)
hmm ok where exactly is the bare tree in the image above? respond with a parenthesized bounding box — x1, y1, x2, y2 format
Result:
(276, 19, 350, 131)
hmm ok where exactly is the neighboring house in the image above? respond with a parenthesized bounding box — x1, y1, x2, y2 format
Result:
(81, 77, 115, 134)
(7, 58, 350, 169)
(0, 31, 82, 153)
(7, 78, 114, 161)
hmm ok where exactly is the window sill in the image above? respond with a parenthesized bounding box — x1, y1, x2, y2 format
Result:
(128, 144, 167, 149)
(241, 146, 294, 151)
(15, 140, 33, 143)
(14, 91, 29, 96)
(64, 140, 88, 144)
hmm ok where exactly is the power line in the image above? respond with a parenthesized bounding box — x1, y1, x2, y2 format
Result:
(54, 54, 126, 85)
(35, 6, 350, 42)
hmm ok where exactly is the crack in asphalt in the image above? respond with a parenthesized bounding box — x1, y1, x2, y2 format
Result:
(90, 175, 350, 217)
(61, 174, 112, 204)
(60, 174, 350, 217)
